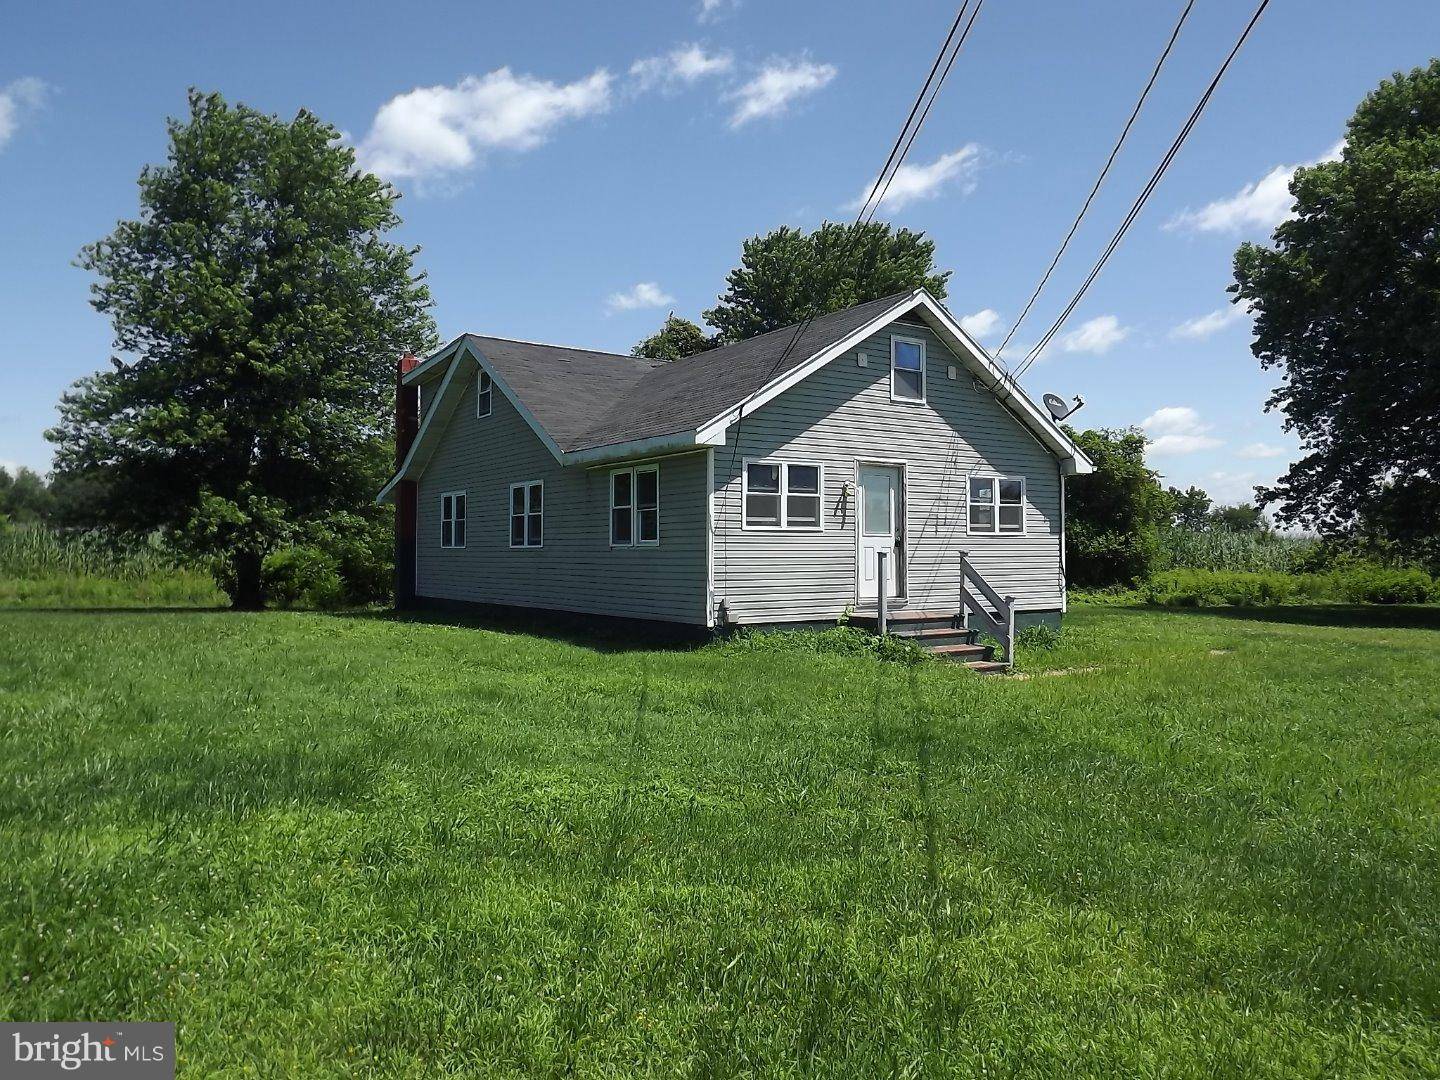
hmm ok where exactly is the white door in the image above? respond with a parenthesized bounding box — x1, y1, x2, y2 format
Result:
(858, 464, 903, 601)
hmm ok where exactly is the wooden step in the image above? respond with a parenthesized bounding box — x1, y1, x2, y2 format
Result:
(927, 643, 991, 660)
(892, 627, 976, 641)
(851, 608, 958, 622)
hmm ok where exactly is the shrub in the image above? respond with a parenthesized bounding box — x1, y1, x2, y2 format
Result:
(1015, 624, 1063, 650)
(713, 625, 930, 665)
(1141, 569, 1311, 607)
(1332, 567, 1436, 604)
(262, 545, 344, 609)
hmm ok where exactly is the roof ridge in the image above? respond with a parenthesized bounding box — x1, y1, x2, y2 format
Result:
(677, 289, 918, 367)
(465, 332, 658, 363)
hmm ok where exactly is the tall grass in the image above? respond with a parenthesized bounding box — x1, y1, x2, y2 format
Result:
(1157, 526, 1318, 573)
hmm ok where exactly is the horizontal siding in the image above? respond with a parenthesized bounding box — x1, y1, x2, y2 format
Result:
(416, 369, 708, 624)
(714, 319, 1065, 623)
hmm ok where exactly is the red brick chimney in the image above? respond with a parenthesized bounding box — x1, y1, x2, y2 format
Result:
(394, 352, 421, 609)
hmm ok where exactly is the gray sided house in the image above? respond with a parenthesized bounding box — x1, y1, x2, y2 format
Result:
(378, 290, 1092, 651)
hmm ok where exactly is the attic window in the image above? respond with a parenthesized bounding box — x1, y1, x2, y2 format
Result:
(476, 370, 492, 418)
(890, 336, 926, 403)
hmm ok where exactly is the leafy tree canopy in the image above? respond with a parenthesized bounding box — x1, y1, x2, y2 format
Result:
(702, 221, 950, 343)
(1233, 60, 1440, 552)
(632, 315, 716, 361)
(48, 90, 437, 608)
(1064, 427, 1170, 587)
(0, 467, 54, 526)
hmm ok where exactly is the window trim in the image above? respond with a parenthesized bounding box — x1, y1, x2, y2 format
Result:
(741, 458, 825, 532)
(509, 480, 544, 549)
(439, 490, 467, 549)
(890, 334, 927, 404)
(607, 466, 659, 550)
(966, 474, 1027, 536)
(476, 369, 493, 419)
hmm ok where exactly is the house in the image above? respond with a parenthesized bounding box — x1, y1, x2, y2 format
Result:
(377, 289, 1092, 660)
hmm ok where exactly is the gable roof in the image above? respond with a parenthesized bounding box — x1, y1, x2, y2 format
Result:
(378, 289, 1091, 504)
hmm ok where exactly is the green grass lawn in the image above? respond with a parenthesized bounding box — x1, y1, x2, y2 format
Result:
(1, 603, 1437, 1076)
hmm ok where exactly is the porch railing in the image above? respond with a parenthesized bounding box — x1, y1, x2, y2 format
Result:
(958, 551, 1016, 670)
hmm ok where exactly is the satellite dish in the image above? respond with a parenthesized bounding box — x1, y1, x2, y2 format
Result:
(1043, 393, 1085, 421)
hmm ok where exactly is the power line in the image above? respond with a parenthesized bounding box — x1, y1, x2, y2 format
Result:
(1003, 0, 1272, 391)
(717, 0, 988, 615)
(993, 0, 1197, 363)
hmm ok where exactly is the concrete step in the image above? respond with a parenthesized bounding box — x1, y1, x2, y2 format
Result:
(959, 660, 1009, 674)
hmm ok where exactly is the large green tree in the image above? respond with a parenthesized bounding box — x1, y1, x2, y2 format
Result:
(1233, 61, 1440, 552)
(631, 314, 716, 361)
(49, 90, 436, 608)
(1064, 428, 1170, 587)
(702, 221, 950, 343)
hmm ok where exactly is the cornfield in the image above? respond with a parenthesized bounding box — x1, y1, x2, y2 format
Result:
(0, 526, 187, 580)
(1157, 527, 1319, 574)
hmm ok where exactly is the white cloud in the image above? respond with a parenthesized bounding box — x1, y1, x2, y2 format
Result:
(0, 77, 48, 151)
(1237, 441, 1287, 460)
(1202, 470, 1262, 504)
(727, 57, 837, 128)
(1143, 405, 1222, 456)
(1171, 302, 1252, 340)
(698, 0, 738, 23)
(1166, 141, 1344, 234)
(606, 281, 675, 313)
(959, 308, 1003, 340)
(848, 144, 983, 212)
(356, 67, 612, 181)
(1057, 315, 1129, 355)
(630, 44, 733, 93)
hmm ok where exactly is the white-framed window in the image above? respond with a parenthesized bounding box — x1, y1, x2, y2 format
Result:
(440, 491, 466, 548)
(476, 369, 493, 418)
(968, 476, 1025, 534)
(743, 460, 824, 530)
(890, 335, 926, 403)
(610, 465, 659, 547)
(509, 481, 543, 548)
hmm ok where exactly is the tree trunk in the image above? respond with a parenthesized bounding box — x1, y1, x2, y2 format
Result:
(229, 549, 266, 611)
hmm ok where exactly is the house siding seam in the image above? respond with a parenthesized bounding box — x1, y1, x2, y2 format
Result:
(415, 368, 709, 625)
(711, 319, 1066, 623)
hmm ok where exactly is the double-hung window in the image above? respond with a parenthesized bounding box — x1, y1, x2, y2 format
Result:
(743, 461, 823, 530)
(476, 370, 492, 418)
(509, 481, 543, 548)
(610, 465, 659, 547)
(891, 336, 926, 403)
(968, 477, 1025, 534)
(440, 491, 466, 548)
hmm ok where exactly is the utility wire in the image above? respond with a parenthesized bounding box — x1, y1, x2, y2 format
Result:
(992, 0, 1197, 363)
(1002, 0, 1272, 394)
(717, 0, 988, 613)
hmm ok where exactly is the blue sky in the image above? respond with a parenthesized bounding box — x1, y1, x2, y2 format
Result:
(2, 0, 1436, 504)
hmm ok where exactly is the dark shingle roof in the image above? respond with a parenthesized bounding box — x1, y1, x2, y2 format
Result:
(460, 291, 915, 453)
(569, 292, 914, 450)
(460, 336, 665, 450)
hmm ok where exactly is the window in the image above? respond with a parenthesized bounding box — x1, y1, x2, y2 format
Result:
(510, 481, 542, 548)
(891, 336, 926, 403)
(476, 370, 492, 418)
(610, 465, 659, 547)
(743, 461, 824, 530)
(440, 491, 466, 548)
(969, 476, 1025, 534)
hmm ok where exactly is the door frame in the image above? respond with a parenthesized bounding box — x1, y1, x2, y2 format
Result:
(853, 458, 909, 604)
